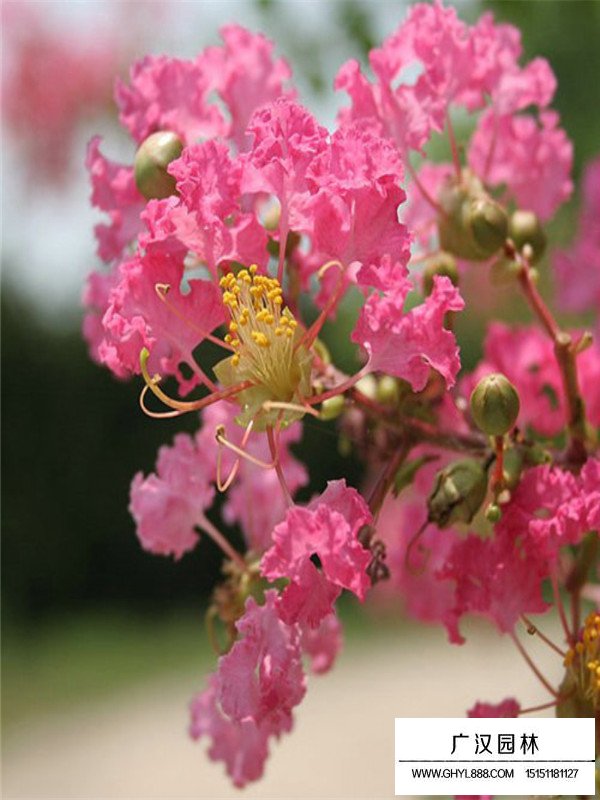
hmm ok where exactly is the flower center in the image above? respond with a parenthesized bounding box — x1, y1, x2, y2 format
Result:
(217, 266, 312, 417)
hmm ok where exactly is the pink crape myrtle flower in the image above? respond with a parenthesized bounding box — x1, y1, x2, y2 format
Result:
(129, 432, 215, 558)
(554, 155, 600, 316)
(335, 0, 556, 155)
(300, 613, 344, 675)
(467, 698, 521, 718)
(352, 266, 465, 392)
(190, 592, 306, 787)
(260, 480, 372, 627)
(116, 25, 293, 148)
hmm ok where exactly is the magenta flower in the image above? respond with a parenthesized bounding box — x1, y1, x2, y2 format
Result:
(467, 698, 521, 718)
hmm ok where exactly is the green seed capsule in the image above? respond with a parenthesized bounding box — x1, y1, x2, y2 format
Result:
(134, 131, 183, 200)
(509, 210, 547, 263)
(319, 395, 346, 421)
(470, 373, 520, 436)
(422, 252, 459, 296)
(427, 459, 488, 528)
(468, 198, 508, 257)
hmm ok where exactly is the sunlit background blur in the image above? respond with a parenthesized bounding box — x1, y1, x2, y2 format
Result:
(2, 1, 600, 797)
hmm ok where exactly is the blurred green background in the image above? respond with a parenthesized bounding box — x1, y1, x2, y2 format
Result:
(2, 0, 600, 762)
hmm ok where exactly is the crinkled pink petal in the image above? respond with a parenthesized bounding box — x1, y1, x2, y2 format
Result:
(129, 432, 214, 558)
(438, 531, 549, 635)
(260, 481, 372, 626)
(217, 592, 306, 733)
(86, 137, 145, 262)
(189, 675, 270, 789)
(99, 245, 225, 392)
(115, 54, 226, 144)
(240, 98, 329, 239)
(468, 110, 573, 221)
(209, 25, 295, 151)
(352, 272, 464, 391)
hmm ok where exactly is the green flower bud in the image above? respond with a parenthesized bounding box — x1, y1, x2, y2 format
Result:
(508, 210, 546, 263)
(427, 459, 488, 528)
(438, 173, 508, 261)
(422, 252, 459, 296)
(319, 395, 346, 421)
(470, 373, 520, 436)
(467, 197, 508, 256)
(134, 131, 183, 200)
(356, 374, 378, 400)
(485, 503, 502, 523)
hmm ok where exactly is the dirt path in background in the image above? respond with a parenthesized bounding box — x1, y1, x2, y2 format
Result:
(3, 619, 562, 799)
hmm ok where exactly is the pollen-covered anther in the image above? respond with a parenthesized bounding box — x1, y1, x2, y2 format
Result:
(563, 612, 600, 708)
(217, 265, 311, 409)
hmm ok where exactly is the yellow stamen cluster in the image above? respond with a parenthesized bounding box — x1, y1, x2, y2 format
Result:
(219, 265, 301, 400)
(564, 611, 600, 709)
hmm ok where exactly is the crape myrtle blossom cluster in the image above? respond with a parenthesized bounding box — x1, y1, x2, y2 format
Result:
(83, 2, 600, 790)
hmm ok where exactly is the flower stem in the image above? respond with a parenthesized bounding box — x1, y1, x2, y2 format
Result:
(510, 631, 560, 699)
(199, 515, 247, 572)
(513, 248, 588, 467)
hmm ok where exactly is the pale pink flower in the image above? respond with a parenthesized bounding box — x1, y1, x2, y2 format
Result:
(129, 432, 214, 558)
(335, 1, 555, 155)
(403, 162, 453, 249)
(260, 480, 372, 627)
(467, 698, 521, 718)
(468, 110, 573, 221)
(554, 156, 600, 316)
(352, 268, 464, 391)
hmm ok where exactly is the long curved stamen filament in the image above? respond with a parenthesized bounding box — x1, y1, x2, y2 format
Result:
(296, 260, 346, 351)
(262, 400, 320, 419)
(216, 420, 256, 493)
(511, 631, 560, 699)
(140, 385, 186, 418)
(155, 283, 234, 353)
(140, 348, 253, 414)
(215, 424, 276, 472)
(521, 615, 567, 658)
(267, 420, 293, 508)
(407, 161, 447, 217)
(446, 111, 462, 179)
